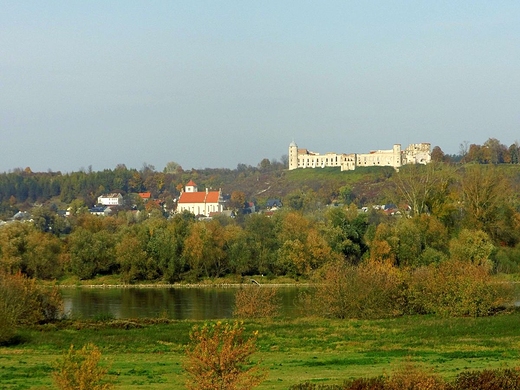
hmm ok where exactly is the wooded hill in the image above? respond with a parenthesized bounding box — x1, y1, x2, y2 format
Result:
(0, 162, 396, 219)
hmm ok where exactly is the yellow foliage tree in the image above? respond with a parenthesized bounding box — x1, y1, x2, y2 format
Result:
(184, 321, 266, 390)
(53, 343, 113, 390)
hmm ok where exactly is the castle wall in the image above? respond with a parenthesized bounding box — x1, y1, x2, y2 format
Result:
(289, 142, 430, 171)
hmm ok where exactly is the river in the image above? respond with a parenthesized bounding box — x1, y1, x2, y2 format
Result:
(60, 286, 306, 320)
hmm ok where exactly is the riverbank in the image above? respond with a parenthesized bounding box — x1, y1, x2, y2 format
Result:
(2, 313, 520, 389)
(47, 274, 309, 288)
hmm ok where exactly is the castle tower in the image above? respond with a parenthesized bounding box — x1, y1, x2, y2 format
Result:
(289, 141, 298, 170)
(393, 144, 402, 167)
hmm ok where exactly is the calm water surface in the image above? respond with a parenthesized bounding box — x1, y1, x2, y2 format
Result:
(61, 286, 305, 320)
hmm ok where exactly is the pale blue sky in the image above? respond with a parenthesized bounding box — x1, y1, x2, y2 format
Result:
(1, 1, 519, 172)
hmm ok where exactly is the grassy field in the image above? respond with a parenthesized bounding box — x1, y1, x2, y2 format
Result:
(2, 312, 520, 389)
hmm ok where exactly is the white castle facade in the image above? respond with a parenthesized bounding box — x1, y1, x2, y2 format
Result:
(288, 142, 431, 171)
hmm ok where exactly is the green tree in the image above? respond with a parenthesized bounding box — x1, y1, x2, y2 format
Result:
(243, 214, 279, 275)
(509, 143, 519, 164)
(324, 207, 368, 263)
(116, 227, 154, 283)
(163, 161, 181, 174)
(449, 229, 495, 268)
(69, 228, 117, 280)
(24, 230, 63, 279)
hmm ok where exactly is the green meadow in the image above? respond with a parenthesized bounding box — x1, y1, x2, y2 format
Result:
(2, 312, 520, 389)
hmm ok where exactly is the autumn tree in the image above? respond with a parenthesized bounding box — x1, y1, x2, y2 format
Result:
(391, 162, 455, 217)
(307, 259, 404, 319)
(509, 142, 519, 164)
(431, 146, 446, 162)
(53, 343, 113, 390)
(449, 229, 495, 268)
(457, 165, 513, 240)
(229, 191, 246, 212)
(233, 286, 280, 318)
(0, 222, 32, 274)
(482, 137, 508, 164)
(182, 220, 230, 279)
(24, 230, 63, 279)
(275, 212, 333, 276)
(116, 227, 155, 283)
(184, 321, 266, 390)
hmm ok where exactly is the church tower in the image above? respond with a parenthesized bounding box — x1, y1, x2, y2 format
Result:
(289, 141, 298, 170)
(185, 180, 198, 192)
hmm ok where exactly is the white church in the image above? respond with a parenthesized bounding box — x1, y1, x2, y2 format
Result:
(288, 142, 431, 172)
(176, 180, 225, 216)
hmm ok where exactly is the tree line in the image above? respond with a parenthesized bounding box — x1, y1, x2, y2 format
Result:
(1, 160, 520, 284)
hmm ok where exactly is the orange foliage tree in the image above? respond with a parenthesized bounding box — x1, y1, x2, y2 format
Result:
(184, 321, 266, 390)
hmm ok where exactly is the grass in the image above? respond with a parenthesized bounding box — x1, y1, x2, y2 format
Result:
(2, 312, 520, 389)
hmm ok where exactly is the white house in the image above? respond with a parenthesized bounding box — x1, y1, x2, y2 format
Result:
(176, 180, 224, 216)
(97, 193, 123, 206)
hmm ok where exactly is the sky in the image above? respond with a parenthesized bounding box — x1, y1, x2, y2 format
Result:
(1, 1, 519, 173)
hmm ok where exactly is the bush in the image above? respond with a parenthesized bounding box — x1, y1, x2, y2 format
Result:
(307, 260, 405, 319)
(453, 368, 520, 389)
(233, 286, 280, 318)
(53, 343, 114, 390)
(289, 383, 344, 390)
(384, 361, 449, 390)
(184, 321, 266, 390)
(0, 272, 63, 343)
(343, 377, 386, 390)
(290, 365, 520, 390)
(406, 260, 514, 317)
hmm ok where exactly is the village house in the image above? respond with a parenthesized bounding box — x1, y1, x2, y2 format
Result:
(176, 180, 224, 217)
(89, 206, 112, 216)
(97, 193, 123, 206)
(138, 192, 152, 202)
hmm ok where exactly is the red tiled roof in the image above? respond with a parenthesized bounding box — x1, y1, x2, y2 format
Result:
(186, 180, 197, 186)
(138, 192, 151, 199)
(178, 191, 220, 204)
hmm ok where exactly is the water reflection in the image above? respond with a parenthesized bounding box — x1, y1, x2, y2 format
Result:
(61, 287, 304, 320)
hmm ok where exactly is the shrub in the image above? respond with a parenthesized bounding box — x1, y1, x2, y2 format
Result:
(53, 343, 113, 390)
(384, 361, 449, 390)
(343, 377, 386, 390)
(233, 286, 280, 319)
(0, 272, 63, 343)
(289, 383, 344, 389)
(308, 260, 405, 319)
(406, 260, 514, 317)
(184, 321, 266, 390)
(453, 368, 520, 390)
